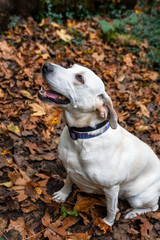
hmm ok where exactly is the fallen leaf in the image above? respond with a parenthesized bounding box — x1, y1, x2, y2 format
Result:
(94, 217, 112, 234)
(136, 101, 150, 118)
(7, 217, 28, 239)
(74, 194, 104, 212)
(56, 29, 73, 41)
(42, 211, 52, 227)
(66, 232, 91, 240)
(127, 227, 139, 235)
(0, 217, 8, 232)
(133, 215, 153, 239)
(21, 201, 38, 213)
(29, 102, 46, 116)
(8, 122, 21, 135)
(92, 52, 105, 61)
(123, 53, 133, 67)
(136, 125, 149, 132)
(0, 181, 13, 187)
(150, 134, 160, 142)
(146, 212, 160, 220)
(0, 88, 4, 98)
(20, 90, 33, 99)
(49, 216, 78, 238)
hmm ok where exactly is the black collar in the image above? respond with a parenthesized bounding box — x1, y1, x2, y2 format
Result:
(68, 120, 109, 140)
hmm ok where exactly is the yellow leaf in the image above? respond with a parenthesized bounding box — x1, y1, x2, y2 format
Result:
(67, 20, 73, 28)
(8, 122, 20, 134)
(1, 150, 11, 155)
(136, 125, 149, 132)
(56, 29, 73, 42)
(0, 181, 13, 187)
(0, 88, 4, 98)
(29, 103, 46, 116)
(7, 158, 13, 164)
(135, 9, 143, 14)
(49, 116, 60, 125)
(35, 187, 42, 195)
(20, 90, 33, 99)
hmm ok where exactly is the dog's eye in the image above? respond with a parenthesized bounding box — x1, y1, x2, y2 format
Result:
(75, 74, 84, 84)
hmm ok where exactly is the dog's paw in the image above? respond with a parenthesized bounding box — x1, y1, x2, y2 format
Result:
(124, 211, 138, 219)
(102, 217, 114, 226)
(52, 190, 68, 203)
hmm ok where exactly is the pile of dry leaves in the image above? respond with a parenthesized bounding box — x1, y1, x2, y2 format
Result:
(0, 16, 159, 240)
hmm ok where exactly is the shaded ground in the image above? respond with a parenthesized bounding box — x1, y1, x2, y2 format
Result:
(0, 16, 160, 240)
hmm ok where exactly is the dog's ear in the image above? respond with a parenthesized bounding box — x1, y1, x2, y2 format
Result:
(96, 93, 117, 129)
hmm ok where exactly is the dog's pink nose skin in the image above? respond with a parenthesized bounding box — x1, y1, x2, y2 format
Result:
(42, 63, 54, 74)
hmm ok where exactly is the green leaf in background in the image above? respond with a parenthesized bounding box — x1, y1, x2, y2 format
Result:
(99, 20, 115, 34)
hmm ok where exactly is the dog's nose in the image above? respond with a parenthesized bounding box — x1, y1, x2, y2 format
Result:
(42, 63, 53, 74)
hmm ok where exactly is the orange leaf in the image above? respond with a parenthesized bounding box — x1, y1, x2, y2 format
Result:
(42, 211, 52, 227)
(133, 215, 153, 239)
(66, 232, 91, 240)
(74, 194, 104, 212)
(94, 217, 112, 234)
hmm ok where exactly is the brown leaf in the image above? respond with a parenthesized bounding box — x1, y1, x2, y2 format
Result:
(29, 102, 46, 116)
(49, 216, 78, 238)
(92, 52, 105, 62)
(127, 227, 139, 235)
(94, 217, 112, 234)
(25, 141, 42, 155)
(21, 201, 38, 213)
(7, 217, 28, 239)
(56, 29, 73, 42)
(146, 212, 160, 220)
(44, 228, 62, 240)
(133, 215, 153, 239)
(66, 232, 91, 240)
(123, 53, 133, 67)
(74, 194, 104, 212)
(42, 211, 52, 227)
(0, 217, 8, 233)
(135, 101, 150, 118)
(150, 134, 160, 142)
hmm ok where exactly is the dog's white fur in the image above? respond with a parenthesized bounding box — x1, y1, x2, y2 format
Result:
(42, 63, 160, 226)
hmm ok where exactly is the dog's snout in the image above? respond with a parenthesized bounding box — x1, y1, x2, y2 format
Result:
(42, 63, 54, 74)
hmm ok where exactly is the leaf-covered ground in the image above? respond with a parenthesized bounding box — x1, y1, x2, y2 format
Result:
(0, 16, 160, 240)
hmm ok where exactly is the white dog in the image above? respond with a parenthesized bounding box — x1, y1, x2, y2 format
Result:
(38, 63, 160, 226)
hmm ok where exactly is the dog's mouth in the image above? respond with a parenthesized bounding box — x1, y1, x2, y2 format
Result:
(38, 87, 70, 105)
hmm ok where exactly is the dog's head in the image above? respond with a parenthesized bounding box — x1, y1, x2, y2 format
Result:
(38, 63, 117, 129)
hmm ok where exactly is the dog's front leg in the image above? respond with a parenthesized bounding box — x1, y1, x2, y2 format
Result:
(103, 185, 119, 226)
(52, 175, 73, 203)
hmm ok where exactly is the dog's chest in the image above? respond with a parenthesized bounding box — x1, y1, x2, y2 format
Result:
(58, 127, 115, 193)
(59, 140, 99, 193)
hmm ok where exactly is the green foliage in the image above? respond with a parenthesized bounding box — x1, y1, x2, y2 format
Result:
(99, 6, 160, 70)
(124, 13, 138, 25)
(129, 10, 160, 49)
(38, 0, 63, 24)
(9, 15, 20, 28)
(37, 0, 91, 23)
(145, 49, 160, 70)
(61, 206, 78, 220)
(99, 18, 126, 35)
(99, 20, 114, 34)
(76, 5, 91, 20)
(99, 18, 126, 42)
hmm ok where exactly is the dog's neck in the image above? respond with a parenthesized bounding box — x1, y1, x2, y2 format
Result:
(63, 109, 105, 128)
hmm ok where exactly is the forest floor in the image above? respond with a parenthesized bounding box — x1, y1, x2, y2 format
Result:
(0, 16, 160, 240)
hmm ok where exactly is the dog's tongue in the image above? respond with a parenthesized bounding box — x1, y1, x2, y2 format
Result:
(40, 89, 66, 100)
(45, 90, 60, 99)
